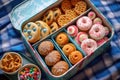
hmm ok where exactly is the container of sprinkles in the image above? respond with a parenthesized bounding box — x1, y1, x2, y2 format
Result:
(18, 64, 41, 80)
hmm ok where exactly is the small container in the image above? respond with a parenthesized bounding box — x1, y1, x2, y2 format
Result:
(0, 52, 23, 75)
(18, 63, 41, 80)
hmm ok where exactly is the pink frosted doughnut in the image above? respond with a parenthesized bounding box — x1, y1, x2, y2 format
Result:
(67, 25, 78, 37)
(75, 32, 88, 45)
(76, 16, 92, 31)
(97, 37, 108, 46)
(88, 11, 96, 20)
(93, 17, 102, 24)
(81, 39, 97, 55)
(89, 24, 105, 40)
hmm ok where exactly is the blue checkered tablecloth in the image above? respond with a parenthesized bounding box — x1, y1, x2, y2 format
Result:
(0, 0, 120, 80)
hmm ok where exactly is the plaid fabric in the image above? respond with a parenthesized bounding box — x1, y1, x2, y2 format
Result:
(0, 0, 26, 58)
(0, 0, 120, 80)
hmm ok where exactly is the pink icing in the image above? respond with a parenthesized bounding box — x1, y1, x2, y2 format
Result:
(81, 39, 97, 55)
(67, 25, 78, 37)
(76, 16, 92, 31)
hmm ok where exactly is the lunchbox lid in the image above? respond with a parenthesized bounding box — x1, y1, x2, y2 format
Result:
(9, 0, 58, 30)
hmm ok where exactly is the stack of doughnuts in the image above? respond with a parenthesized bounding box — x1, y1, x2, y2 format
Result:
(56, 32, 83, 65)
(67, 11, 110, 55)
(37, 40, 69, 76)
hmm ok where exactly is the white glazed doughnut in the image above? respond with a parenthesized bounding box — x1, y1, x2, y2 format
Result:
(76, 16, 92, 31)
(81, 39, 97, 55)
(89, 24, 105, 40)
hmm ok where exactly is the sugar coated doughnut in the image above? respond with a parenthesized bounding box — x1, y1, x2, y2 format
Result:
(38, 41, 54, 56)
(88, 11, 96, 20)
(76, 16, 92, 31)
(51, 61, 69, 76)
(81, 39, 97, 55)
(75, 32, 88, 45)
(45, 50, 61, 66)
(93, 17, 102, 24)
(67, 25, 78, 37)
(89, 24, 105, 40)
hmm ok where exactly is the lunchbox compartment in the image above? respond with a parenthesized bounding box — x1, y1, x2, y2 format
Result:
(21, 0, 92, 46)
(33, 39, 73, 75)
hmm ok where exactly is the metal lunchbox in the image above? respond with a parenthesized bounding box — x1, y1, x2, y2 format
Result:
(9, 0, 114, 80)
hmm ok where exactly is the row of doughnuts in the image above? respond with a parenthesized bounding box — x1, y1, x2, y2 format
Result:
(37, 40, 69, 76)
(67, 11, 110, 55)
(55, 32, 83, 64)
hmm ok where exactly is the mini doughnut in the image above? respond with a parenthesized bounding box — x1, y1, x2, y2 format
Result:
(89, 24, 105, 40)
(88, 11, 96, 20)
(67, 25, 78, 37)
(52, 8, 62, 21)
(23, 22, 40, 43)
(50, 22, 59, 33)
(68, 51, 83, 64)
(75, 32, 88, 45)
(38, 40, 54, 56)
(51, 61, 69, 76)
(81, 39, 97, 55)
(56, 32, 69, 47)
(43, 10, 54, 25)
(62, 43, 76, 56)
(35, 21, 50, 38)
(93, 17, 102, 24)
(45, 50, 61, 66)
(76, 16, 92, 31)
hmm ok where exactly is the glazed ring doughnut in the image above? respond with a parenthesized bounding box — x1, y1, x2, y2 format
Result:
(68, 51, 83, 64)
(50, 22, 59, 33)
(89, 24, 105, 40)
(81, 39, 97, 55)
(62, 43, 76, 56)
(22, 22, 40, 43)
(35, 21, 50, 38)
(43, 10, 54, 25)
(56, 32, 69, 47)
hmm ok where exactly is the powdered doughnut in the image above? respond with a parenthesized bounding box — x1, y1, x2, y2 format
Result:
(81, 39, 97, 55)
(76, 16, 92, 31)
(89, 24, 105, 40)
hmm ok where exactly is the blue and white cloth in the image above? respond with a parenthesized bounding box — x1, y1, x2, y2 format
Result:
(0, 0, 120, 80)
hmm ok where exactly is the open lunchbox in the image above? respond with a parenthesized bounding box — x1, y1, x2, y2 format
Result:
(9, 0, 114, 80)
